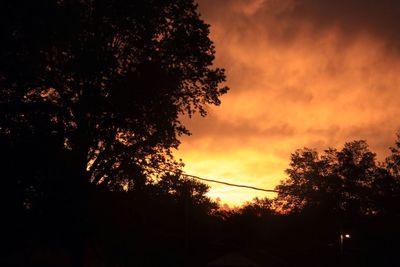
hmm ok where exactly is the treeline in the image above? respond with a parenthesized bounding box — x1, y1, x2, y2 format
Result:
(220, 137, 400, 266)
(1, 0, 399, 266)
(3, 137, 400, 266)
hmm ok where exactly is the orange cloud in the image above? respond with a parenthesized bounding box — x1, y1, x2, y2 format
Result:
(174, 0, 400, 206)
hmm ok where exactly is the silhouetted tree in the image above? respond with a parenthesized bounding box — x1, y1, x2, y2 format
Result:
(156, 173, 217, 210)
(274, 141, 380, 216)
(1, 0, 227, 199)
(240, 197, 275, 218)
(386, 134, 400, 178)
(85, 174, 217, 266)
(0, 0, 227, 265)
(270, 140, 400, 265)
(373, 135, 400, 216)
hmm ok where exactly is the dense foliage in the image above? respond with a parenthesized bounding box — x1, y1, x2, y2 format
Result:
(0, 1, 227, 266)
(275, 139, 400, 217)
(2, 1, 400, 265)
(0, 0, 227, 202)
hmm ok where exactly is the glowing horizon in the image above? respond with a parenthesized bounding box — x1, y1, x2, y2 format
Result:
(175, 0, 400, 206)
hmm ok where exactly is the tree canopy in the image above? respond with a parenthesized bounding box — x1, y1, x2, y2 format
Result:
(0, 0, 228, 208)
(274, 139, 400, 217)
(0, 2, 228, 265)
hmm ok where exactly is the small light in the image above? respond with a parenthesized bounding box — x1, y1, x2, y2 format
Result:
(345, 234, 350, 238)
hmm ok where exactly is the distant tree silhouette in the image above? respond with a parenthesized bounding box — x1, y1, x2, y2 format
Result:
(274, 140, 382, 216)
(386, 135, 400, 178)
(240, 197, 275, 218)
(85, 174, 217, 266)
(0, 0, 227, 265)
(156, 173, 218, 211)
(374, 135, 400, 216)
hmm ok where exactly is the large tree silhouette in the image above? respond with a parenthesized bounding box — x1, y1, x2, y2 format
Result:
(0, 0, 227, 265)
(0, 0, 227, 206)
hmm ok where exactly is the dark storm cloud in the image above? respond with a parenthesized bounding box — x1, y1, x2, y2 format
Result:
(198, 0, 400, 49)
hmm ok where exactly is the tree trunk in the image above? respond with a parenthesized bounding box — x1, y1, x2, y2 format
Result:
(70, 153, 90, 267)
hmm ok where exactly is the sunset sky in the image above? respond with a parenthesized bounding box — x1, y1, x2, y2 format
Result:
(174, 0, 400, 206)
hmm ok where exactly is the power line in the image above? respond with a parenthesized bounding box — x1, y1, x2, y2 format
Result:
(182, 173, 281, 193)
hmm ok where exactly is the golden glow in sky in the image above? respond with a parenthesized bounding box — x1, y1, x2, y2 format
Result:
(175, 0, 400, 206)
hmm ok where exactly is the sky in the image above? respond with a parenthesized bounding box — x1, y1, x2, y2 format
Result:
(174, 0, 400, 206)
